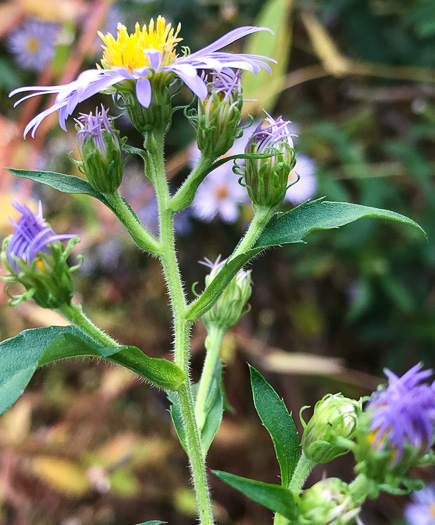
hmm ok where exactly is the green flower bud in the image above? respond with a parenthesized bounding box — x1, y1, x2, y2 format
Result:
(1, 202, 81, 309)
(243, 113, 296, 209)
(201, 256, 252, 332)
(302, 394, 360, 464)
(194, 71, 243, 159)
(298, 478, 360, 525)
(118, 73, 173, 134)
(76, 106, 125, 194)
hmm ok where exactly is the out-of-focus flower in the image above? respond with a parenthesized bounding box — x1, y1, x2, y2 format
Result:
(366, 363, 435, 463)
(7, 19, 59, 72)
(191, 164, 248, 223)
(10, 17, 274, 137)
(243, 113, 295, 208)
(405, 484, 435, 525)
(284, 153, 317, 205)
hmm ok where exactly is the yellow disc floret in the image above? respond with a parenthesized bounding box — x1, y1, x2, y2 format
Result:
(98, 16, 182, 72)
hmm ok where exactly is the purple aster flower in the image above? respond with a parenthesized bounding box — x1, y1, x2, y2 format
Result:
(76, 105, 119, 154)
(366, 363, 435, 462)
(7, 19, 59, 72)
(10, 17, 275, 137)
(6, 201, 74, 273)
(284, 153, 317, 205)
(405, 484, 435, 525)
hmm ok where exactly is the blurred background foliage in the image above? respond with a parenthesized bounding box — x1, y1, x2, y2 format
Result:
(0, 0, 434, 524)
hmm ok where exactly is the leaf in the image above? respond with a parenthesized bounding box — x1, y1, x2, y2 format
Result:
(198, 360, 224, 455)
(242, 0, 294, 116)
(185, 200, 424, 322)
(167, 391, 188, 454)
(0, 326, 186, 415)
(213, 471, 298, 520)
(250, 366, 299, 487)
(8, 169, 110, 206)
(135, 522, 165, 525)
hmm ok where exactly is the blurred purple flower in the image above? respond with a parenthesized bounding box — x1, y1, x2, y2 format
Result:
(7, 20, 59, 72)
(367, 363, 435, 462)
(10, 19, 274, 137)
(6, 201, 74, 273)
(405, 484, 435, 525)
(284, 153, 317, 205)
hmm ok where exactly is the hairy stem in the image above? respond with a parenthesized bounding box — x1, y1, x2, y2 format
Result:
(229, 204, 273, 261)
(146, 131, 215, 525)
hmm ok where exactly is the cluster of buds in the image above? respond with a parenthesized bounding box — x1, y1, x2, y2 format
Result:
(354, 363, 435, 482)
(201, 256, 252, 333)
(1, 202, 80, 309)
(75, 106, 126, 194)
(298, 478, 360, 525)
(243, 113, 296, 209)
(301, 394, 360, 464)
(193, 69, 243, 159)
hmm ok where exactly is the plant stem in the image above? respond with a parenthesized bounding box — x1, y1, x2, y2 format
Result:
(146, 131, 215, 525)
(195, 325, 226, 432)
(349, 473, 371, 505)
(229, 205, 273, 261)
(273, 453, 316, 525)
(57, 302, 117, 347)
(104, 190, 161, 257)
(289, 452, 316, 494)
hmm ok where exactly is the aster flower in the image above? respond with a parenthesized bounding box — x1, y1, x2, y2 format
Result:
(243, 112, 296, 208)
(405, 484, 435, 525)
(6, 201, 74, 274)
(366, 363, 435, 463)
(1, 201, 79, 308)
(7, 19, 59, 72)
(284, 153, 317, 205)
(10, 17, 274, 137)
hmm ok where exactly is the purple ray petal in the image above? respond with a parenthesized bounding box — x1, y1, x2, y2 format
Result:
(136, 77, 152, 107)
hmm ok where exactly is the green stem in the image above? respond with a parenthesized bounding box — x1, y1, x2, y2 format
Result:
(195, 325, 226, 433)
(146, 132, 215, 525)
(170, 154, 215, 213)
(104, 191, 161, 257)
(273, 453, 316, 525)
(57, 302, 117, 347)
(229, 205, 273, 261)
(348, 474, 371, 505)
(288, 452, 316, 494)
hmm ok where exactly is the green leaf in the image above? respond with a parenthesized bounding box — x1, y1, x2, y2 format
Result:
(199, 360, 224, 455)
(242, 0, 294, 116)
(185, 199, 425, 322)
(134, 521, 165, 525)
(0, 326, 186, 416)
(250, 366, 299, 487)
(8, 169, 110, 206)
(167, 391, 188, 454)
(213, 471, 298, 520)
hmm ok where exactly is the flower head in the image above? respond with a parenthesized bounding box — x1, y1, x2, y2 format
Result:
(7, 20, 59, 72)
(243, 112, 296, 208)
(405, 484, 435, 525)
(201, 255, 252, 332)
(6, 201, 74, 273)
(1, 202, 79, 308)
(10, 18, 274, 137)
(366, 363, 435, 462)
(75, 106, 124, 192)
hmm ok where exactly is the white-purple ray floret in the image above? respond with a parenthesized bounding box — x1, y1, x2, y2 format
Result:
(10, 26, 275, 138)
(6, 201, 74, 273)
(405, 483, 435, 525)
(246, 112, 294, 155)
(76, 106, 118, 154)
(367, 363, 435, 461)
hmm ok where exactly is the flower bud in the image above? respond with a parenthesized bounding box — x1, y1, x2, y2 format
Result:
(201, 256, 252, 332)
(194, 70, 243, 159)
(298, 478, 360, 525)
(302, 394, 360, 464)
(1, 201, 80, 309)
(76, 106, 124, 193)
(243, 113, 295, 209)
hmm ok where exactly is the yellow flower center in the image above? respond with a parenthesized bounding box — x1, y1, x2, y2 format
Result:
(98, 16, 182, 72)
(26, 37, 41, 54)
